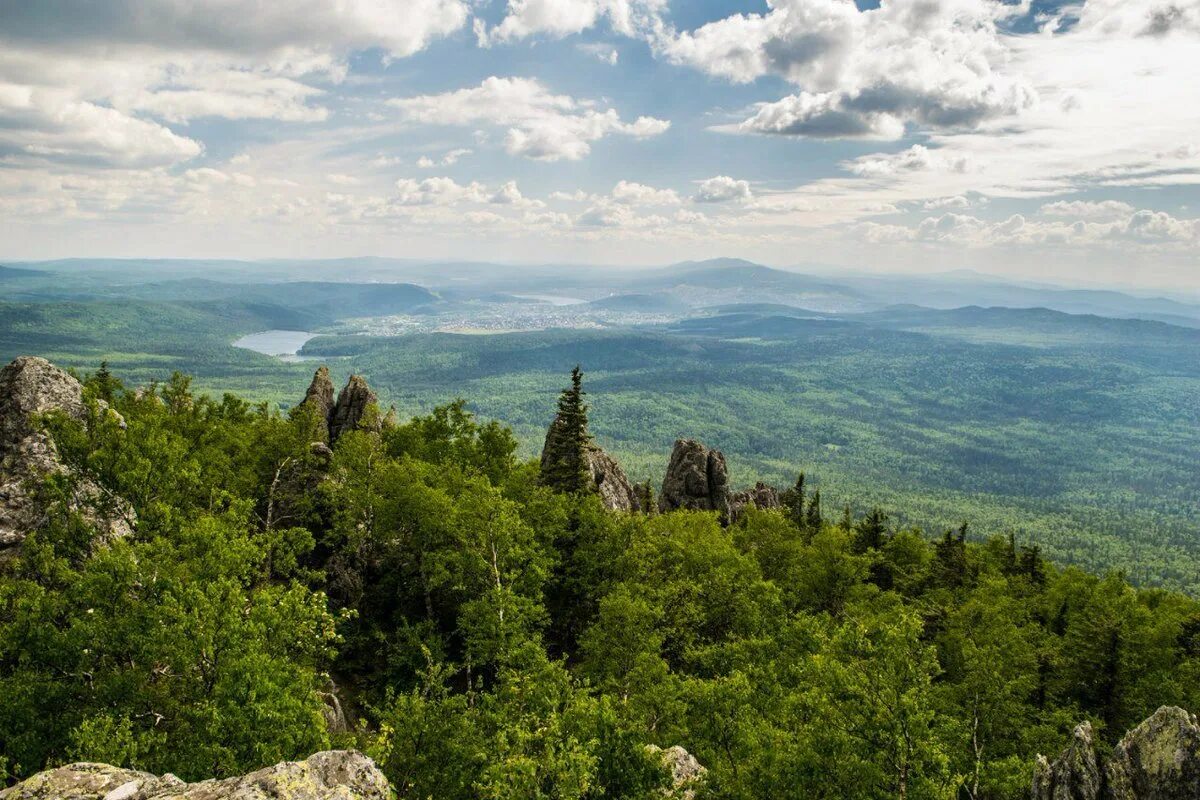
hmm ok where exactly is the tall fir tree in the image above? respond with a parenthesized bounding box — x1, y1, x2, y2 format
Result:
(541, 365, 592, 494)
(805, 488, 822, 532)
(782, 472, 806, 527)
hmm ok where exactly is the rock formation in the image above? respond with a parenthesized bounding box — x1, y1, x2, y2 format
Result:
(646, 745, 706, 799)
(539, 415, 640, 511)
(729, 481, 782, 523)
(296, 368, 382, 445)
(329, 375, 380, 443)
(0, 750, 390, 800)
(1032, 706, 1200, 800)
(0, 356, 133, 551)
(298, 366, 336, 438)
(658, 439, 730, 519)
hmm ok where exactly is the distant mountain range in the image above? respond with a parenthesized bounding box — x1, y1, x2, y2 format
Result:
(8, 256, 1200, 328)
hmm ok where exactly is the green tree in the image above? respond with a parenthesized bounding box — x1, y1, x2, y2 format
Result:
(540, 366, 591, 495)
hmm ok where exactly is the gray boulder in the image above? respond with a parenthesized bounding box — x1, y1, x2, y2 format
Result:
(0, 357, 133, 551)
(658, 439, 730, 519)
(1033, 707, 1200, 800)
(729, 481, 782, 523)
(646, 745, 706, 799)
(0, 750, 390, 800)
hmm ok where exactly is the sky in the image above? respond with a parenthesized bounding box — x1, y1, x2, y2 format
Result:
(0, 0, 1198, 288)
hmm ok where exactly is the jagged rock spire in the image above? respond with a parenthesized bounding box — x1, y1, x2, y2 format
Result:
(298, 368, 384, 445)
(299, 366, 336, 439)
(659, 438, 730, 519)
(329, 374, 380, 443)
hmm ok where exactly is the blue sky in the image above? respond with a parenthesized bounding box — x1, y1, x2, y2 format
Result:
(0, 0, 1198, 288)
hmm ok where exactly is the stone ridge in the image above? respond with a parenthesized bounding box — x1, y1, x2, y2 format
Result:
(0, 750, 390, 800)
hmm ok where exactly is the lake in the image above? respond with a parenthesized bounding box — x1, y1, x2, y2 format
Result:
(232, 330, 318, 362)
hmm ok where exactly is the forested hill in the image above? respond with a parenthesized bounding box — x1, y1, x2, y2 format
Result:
(2, 356, 1200, 800)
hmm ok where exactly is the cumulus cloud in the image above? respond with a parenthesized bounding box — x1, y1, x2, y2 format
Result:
(477, 0, 667, 45)
(0, 83, 203, 168)
(389, 76, 669, 161)
(663, 0, 1036, 140)
(611, 180, 680, 205)
(0, 1, 469, 168)
(0, 1, 469, 61)
(417, 149, 473, 169)
(843, 145, 972, 178)
(854, 206, 1200, 249)
(693, 176, 752, 203)
(1040, 200, 1136, 219)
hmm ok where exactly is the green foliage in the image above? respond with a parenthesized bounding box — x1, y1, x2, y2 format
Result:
(3, 364, 1200, 800)
(540, 366, 591, 495)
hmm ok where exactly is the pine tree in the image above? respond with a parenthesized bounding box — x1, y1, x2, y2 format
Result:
(540, 365, 592, 494)
(634, 480, 656, 514)
(781, 472, 806, 527)
(805, 488, 822, 532)
(853, 507, 888, 553)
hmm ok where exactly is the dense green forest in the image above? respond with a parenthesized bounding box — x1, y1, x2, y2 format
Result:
(3, 364, 1200, 800)
(3, 294, 1200, 594)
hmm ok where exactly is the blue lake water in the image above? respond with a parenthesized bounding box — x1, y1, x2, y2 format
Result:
(232, 330, 318, 362)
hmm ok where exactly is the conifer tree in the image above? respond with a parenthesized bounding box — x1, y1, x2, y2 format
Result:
(853, 507, 888, 553)
(540, 365, 592, 494)
(781, 472, 806, 527)
(805, 488, 822, 531)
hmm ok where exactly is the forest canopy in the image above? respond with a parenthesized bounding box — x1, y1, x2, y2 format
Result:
(2, 364, 1199, 800)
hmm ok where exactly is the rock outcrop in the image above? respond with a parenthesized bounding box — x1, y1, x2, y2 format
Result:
(0, 750, 390, 800)
(729, 481, 782, 523)
(1033, 706, 1200, 800)
(298, 366, 336, 438)
(0, 357, 132, 551)
(296, 369, 382, 445)
(646, 745, 706, 799)
(658, 439, 730, 519)
(539, 416, 640, 511)
(329, 375, 380, 443)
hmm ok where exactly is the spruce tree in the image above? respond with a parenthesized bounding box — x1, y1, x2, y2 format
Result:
(541, 365, 592, 494)
(805, 488, 822, 532)
(782, 472, 806, 527)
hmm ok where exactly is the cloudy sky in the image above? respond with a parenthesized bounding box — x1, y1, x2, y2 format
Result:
(1, 0, 1198, 287)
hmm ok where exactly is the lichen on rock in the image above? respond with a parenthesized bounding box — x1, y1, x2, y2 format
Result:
(0, 750, 390, 800)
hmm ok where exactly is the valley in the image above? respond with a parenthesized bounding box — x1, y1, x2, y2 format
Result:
(2, 256, 1199, 590)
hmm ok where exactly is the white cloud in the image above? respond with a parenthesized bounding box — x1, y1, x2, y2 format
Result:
(477, 0, 667, 44)
(0, 1, 469, 169)
(662, 0, 1036, 140)
(394, 176, 488, 206)
(843, 145, 972, 178)
(854, 207, 1200, 249)
(924, 195, 973, 210)
(693, 176, 753, 203)
(611, 180, 680, 205)
(417, 149, 473, 169)
(1040, 200, 1135, 220)
(0, 83, 202, 168)
(389, 76, 669, 161)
